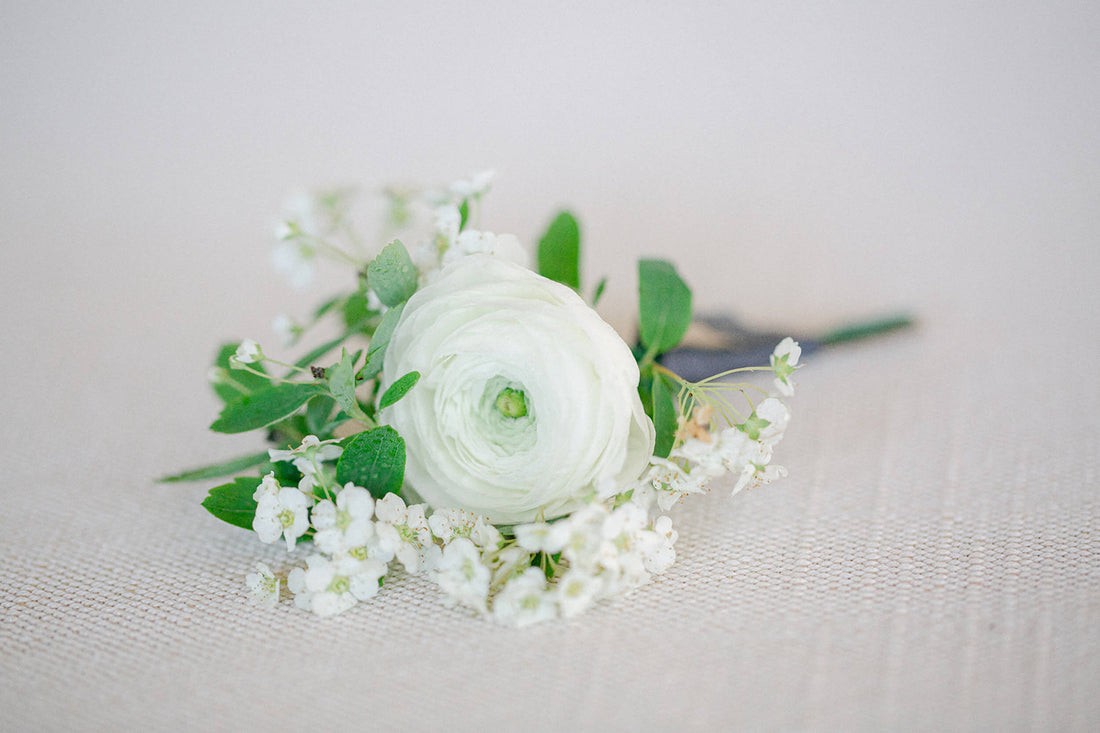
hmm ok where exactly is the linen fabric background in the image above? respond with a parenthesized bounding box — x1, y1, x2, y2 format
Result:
(2, 2, 1097, 731)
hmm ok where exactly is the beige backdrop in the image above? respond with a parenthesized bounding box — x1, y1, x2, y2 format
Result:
(2, 2, 1098, 731)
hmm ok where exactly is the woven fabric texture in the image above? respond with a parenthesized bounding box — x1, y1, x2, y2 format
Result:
(3, 262, 1097, 732)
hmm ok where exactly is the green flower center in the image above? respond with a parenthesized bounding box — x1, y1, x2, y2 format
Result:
(495, 387, 528, 418)
(476, 377, 537, 454)
(773, 354, 795, 381)
(739, 413, 771, 441)
(398, 524, 418, 543)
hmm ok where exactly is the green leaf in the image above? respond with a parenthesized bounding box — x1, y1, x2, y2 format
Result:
(335, 426, 406, 498)
(358, 303, 404, 381)
(638, 259, 692, 355)
(341, 291, 374, 331)
(459, 199, 470, 231)
(201, 477, 260, 530)
(367, 239, 418, 308)
(291, 334, 346, 372)
(591, 276, 608, 306)
(313, 293, 345, 320)
(269, 457, 302, 486)
(160, 451, 271, 483)
(318, 413, 353, 436)
(210, 382, 326, 434)
(637, 368, 654, 417)
(359, 352, 384, 384)
(337, 432, 362, 449)
(820, 312, 915, 345)
(379, 370, 420, 409)
(305, 394, 336, 436)
(211, 343, 271, 403)
(327, 348, 372, 424)
(651, 372, 679, 459)
(537, 211, 580, 290)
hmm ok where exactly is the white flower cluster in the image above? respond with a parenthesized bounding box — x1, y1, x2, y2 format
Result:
(645, 397, 792, 512)
(249, 434, 437, 617)
(245, 336, 796, 625)
(268, 171, 532, 292)
(627, 337, 804, 514)
(246, 436, 677, 623)
(436, 499, 677, 626)
(409, 170, 532, 282)
(271, 190, 352, 290)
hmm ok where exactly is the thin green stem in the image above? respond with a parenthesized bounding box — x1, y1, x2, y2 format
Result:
(353, 414, 378, 430)
(261, 356, 313, 377)
(308, 456, 336, 502)
(231, 363, 299, 385)
(699, 380, 770, 398)
(693, 389, 742, 426)
(639, 346, 668, 374)
(215, 370, 252, 393)
(339, 219, 367, 257)
(694, 365, 773, 386)
(489, 546, 527, 593)
(651, 363, 690, 389)
(304, 233, 363, 268)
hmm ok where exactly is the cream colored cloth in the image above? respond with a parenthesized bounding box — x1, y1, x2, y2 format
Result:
(2, 3, 1097, 731)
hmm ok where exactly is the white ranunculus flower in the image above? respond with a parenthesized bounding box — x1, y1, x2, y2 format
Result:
(379, 254, 655, 524)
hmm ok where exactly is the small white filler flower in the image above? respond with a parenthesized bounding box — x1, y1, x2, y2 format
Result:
(232, 339, 262, 365)
(311, 484, 375, 554)
(771, 337, 802, 396)
(268, 435, 343, 492)
(374, 493, 441, 573)
(296, 552, 387, 618)
(493, 567, 557, 627)
(253, 487, 311, 551)
(244, 562, 280, 608)
(433, 538, 491, 613)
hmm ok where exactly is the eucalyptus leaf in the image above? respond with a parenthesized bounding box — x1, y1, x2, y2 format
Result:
(341, 291, 374, 331)
(367, 239, 418, 307)
(335, 426, 406, 499)
(638, 259, 692, 355)
(201, 477, 261, 530)
(538, 211, 580, 290)
(358, 351, 383, 382)
(210, 382, 326, 434)
(358, 303, 404, 381)
(651, 372, 679, 459)
(160, 451, 271, 483)
(305, 394, 336, 436)
(379, 371, 420, 409)
(327, 348, 372, 424)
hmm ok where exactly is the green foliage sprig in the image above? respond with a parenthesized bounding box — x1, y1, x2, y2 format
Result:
(169, 206, 698, 528)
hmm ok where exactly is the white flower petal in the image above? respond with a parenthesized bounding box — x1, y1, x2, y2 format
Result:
(378, 255, 655, 524)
